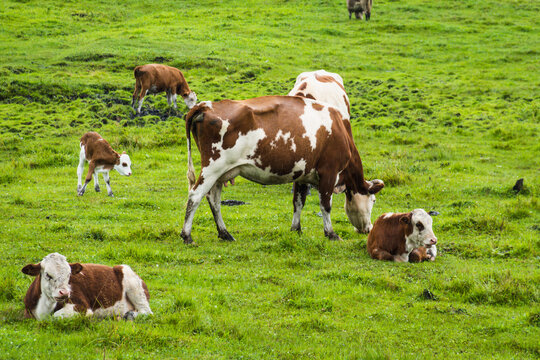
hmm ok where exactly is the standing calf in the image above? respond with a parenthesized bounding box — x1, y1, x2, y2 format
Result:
(347, 0, 373, 20)
(367, 209, 438, 262)
(77, 132, 131, 197)
(22, 253, 152, 320)
(132, 64, 197, 114)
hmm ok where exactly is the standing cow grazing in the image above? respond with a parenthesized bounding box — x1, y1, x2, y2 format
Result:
(347, 0, 373, 20)
(77, 132, 132, 197)
(181, 96, 384, 244)
(132, 64, 197, 114)
(22, 253, 152, 320)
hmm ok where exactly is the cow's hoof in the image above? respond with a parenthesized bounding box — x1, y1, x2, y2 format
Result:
(77, 185, 82, 192)
(123, 311, 136, 321)
(108, 192, 114, 197)
(290, 226, 302, 234)
(181, 233, 194, 244)
(77, 191, 85, 196)
(218, 231, 236, 242)
(326, 232, 342, 241)
(95, 187, 101, 192)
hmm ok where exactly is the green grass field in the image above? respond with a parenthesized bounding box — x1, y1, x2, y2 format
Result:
(0, 0, 539, 358)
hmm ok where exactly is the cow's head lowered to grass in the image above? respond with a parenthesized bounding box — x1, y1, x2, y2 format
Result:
(22, 253, 82, 302)
(344, 179, 384, 234)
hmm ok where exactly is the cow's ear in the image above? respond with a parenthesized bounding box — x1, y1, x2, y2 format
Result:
(367, 179, 384, 194)
(400, 214, 411, 225)
(70, 263, 83, 275)
(22, 263, 41, 276)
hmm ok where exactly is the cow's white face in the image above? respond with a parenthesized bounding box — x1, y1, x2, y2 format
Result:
(184, 92, 198, 109)
(406, 209, 438, 248)
(22, 253, 82, 301)
(345, 192, 376, 234)
(115, 153, 132, 176)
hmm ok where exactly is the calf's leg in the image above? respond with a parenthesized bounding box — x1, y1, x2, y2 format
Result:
(291, 182, 309, 233)
(78, 162, 96, 196)
(102, 171, 113, 197)
(206, 182, 235, 241)
(93, 173, 100, 192)
(77, 146, 86, 193)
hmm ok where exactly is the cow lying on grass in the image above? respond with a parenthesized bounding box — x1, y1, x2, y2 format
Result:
(22, 253, 152, 320)
(182, 96, 384, 244)
(77, 132, 131, 197)
(367, 209, 438, 262)
(132, 64, 197, 114)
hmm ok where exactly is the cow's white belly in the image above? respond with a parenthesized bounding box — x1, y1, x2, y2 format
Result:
(233, 164, 319, 185)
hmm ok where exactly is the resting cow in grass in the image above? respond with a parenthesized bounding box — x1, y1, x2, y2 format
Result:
(181, 96, 384, 244)
(77, 132, 131, 197)
(132, 64, 197, 114)
(367, 209, 438, 262)
(22, 253, 152, 320)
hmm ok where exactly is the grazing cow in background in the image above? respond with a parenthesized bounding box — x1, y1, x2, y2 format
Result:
(367, 209, 438, 262)
(182, 96, 384, 244)
(347, 0, 373, 20)
(409, 246, 438, 263)
(289, 70, 350, 121)
(22, 253, 152, 320)
(132, 64, 197, 114)
(77, 132, 131, 197)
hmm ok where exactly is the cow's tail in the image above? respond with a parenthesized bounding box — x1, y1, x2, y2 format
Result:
(185, 106, 205, 190)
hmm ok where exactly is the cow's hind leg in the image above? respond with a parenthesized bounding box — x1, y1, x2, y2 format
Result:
(132, 80, 141, 109)
(102, 171, 113, 197)
(93, 173, 100, 192)
(291, 182, 309, 233)
(206, 182, 235, 241)
(77, 146, 86, 193)
(181, 174, 221, 244)
(137, 88, 148, 115)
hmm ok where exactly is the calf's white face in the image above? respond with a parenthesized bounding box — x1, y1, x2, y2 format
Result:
(184, 92, 198, 109)
(406, 209, 438, 248)
(115, 153, 132, 176)
(22, 253, 82, 301)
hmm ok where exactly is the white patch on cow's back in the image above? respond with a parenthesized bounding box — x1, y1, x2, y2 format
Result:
(212, 119, 230, 153)
(384, 213, 394, 219)
(300, 99, 333, 150)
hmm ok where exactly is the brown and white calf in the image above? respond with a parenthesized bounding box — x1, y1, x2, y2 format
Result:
(289, 70, 350, 121)
(22, 253, 152, 320)
(409, 246, 438, 263)
(347, 0, 373, 20)
(77, 132, 132, 197)
(132, 64, 197, 114)
(182, 96, 384, 244)
(367, 209, 438, 262)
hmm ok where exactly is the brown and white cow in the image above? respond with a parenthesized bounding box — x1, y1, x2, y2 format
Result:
(22, 253, 152, 320)
(289, 70, 350, 121)
(132, 64, 197, 114)
(77, 132, 132, 197)
(367, 209, 438, 262)
(181, 96, 384, 244)
(347, 0, 373, 20)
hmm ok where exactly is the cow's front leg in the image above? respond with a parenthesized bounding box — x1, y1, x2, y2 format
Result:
(172, 93, 178, 109)
(78, 162, 96, 196)
(291, 182, 309, 233)
(181, 175, 220, 244)
(166, 90, 172, 106)
(206, 182, 235, 241)
(318, 176, 342, 241)
(53, 304, 78, 318)
(102, 171, 113, 197)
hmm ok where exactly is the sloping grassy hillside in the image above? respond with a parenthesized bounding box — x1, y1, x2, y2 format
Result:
(0, 0, 538, 359)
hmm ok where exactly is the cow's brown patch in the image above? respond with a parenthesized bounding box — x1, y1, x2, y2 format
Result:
(23, 273, 41, 318)
(81, 132, 120, 167)
(298, 82, 307, 91)
(315, 74, 346, 92)
(312, 103, 324, 111)
(304, 93, 315, 100)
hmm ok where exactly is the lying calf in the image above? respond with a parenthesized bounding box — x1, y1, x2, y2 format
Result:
(22, 253, 152, 320)
(77, 132, 132, 197)
(367, 209, 438, 262)
(409, 246, 438, 263)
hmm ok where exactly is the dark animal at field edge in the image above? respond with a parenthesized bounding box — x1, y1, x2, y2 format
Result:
(347, 0, 372, 20)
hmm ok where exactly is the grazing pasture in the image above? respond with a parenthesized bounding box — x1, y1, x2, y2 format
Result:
(0, 0, 538, 358)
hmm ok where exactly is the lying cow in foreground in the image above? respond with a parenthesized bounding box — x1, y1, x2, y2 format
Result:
(182, 96, 384, 244)
(77, 132, 131, 197)
(22, 253, 152, 320)
(367, 209, 438, 262)
(289, 70, 350, 121)
(132, 64, 197, 114)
